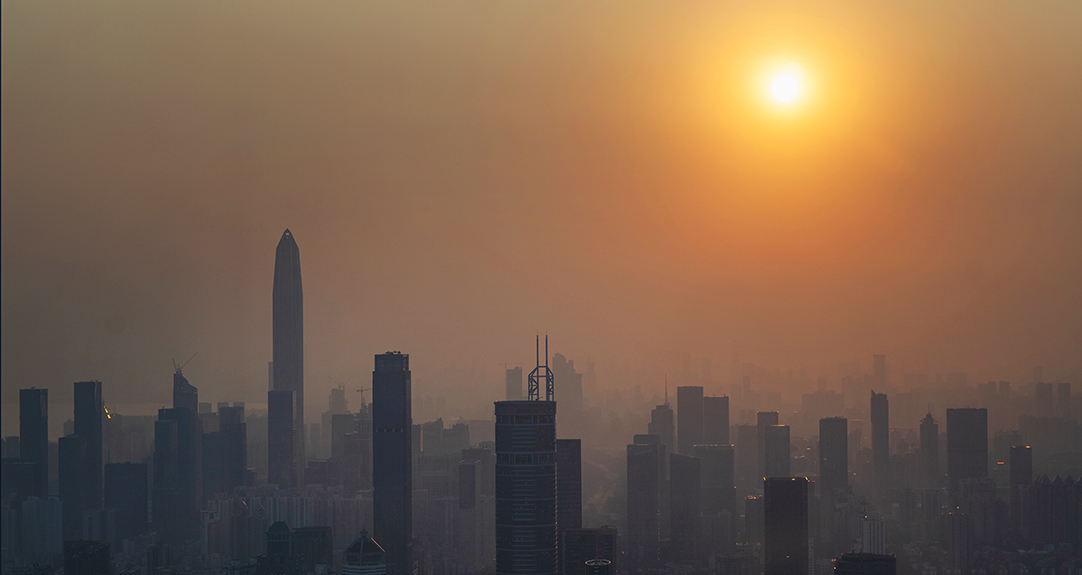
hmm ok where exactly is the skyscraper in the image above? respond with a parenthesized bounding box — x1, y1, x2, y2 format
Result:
(946, 408, 987, 493)
(677, 386, 704, 455)
(556, 438, 583, 537)
(764, 425, 790, 478)
(756, 411, 779, 478)
(670, 453, 702, 561)
(74, 381, 103, 509)
(58, 433, 87, 539)
(870, 391, 889, 486)
(219, 405, 248, 492)
(819, 417, 848, 499)
(157, 406, 202, 544)
(919, 413, 940, 488)
(105, 462, 148, 542)
(626, 438, 662, 570)
(272, 229, 304, 481)
(872, 355, 886, 389)
(20, 388, 48, 498)
(495, 398, 557, 575)
(648, 401, 675, 457)
(173, 367, 198, 413)
(703, 395, 730, 446)
(1009, 445, 1031, 534)
(268, 390, 296, 489)
(764, 477, 809, 575)
(373, 352, 413, 575)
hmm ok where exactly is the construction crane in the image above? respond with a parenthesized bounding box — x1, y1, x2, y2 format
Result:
(356, 387, 371, 408)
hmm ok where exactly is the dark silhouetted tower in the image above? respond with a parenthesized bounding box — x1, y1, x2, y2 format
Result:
(105, 462, 148, 542)
(557, 438, 583, 536)
(20, 388, 49, 497)
(268, 390, 296, 489)
(756, 411, 779, 478)
(677, 386, 704, 455)
(59, 433, 87, 539)
(173, 367, 198, 413)
(870, 391, 889, 486)
(670, 453, 702, 561)
(919, 413, 940, 488)
(1034, 383, 1053, 417)
(649, 399, 675, 457)
(373, 352, 413, 575)
(946, 408, 987, 492)
(1009, 445, 1031, 533)
(627, 438, 662, 569)
(764, 477, 809, 575)
(703, 395, 730, 446)
(157, 406, 202, 544)
(819, 417, 848, 498)
(764, 425, 790, 478)
(74, 381, 103, 509)
(272, 229, 304, 481)
(219, 405, 248, 492)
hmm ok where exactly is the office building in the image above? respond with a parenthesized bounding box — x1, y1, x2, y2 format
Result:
(373, 352, 413, 575)
(20, 388, 49, 498)
(670, 453, 702, 560)
(1009, 445, 1031, 533)
(343, 529, 387, 575)
(219, 405, 248, 492)
(677, 386, 704, 455)
(272, 229, 305, 482)
(560, 527, 616, 575)
(648, 401, 675, 457)
(173, 367, 198, 413)
(506, 367, 524, 401)
(860, 514, 885, 554)
(104, 462, 148, 542)
(59, 434, 87, 539)
(556, 439, 583, 537)
(627, 438, 662, 569)
(735, 424, 757, 494)
(819, 417, 848, 499)
(74, 381, 104, 509)
(64, 540, 110, 575)
(757, 411, 779, 478)
(156, 406, 202, 545)
(764, 425, 790, 478)
(764, 477, 809, 575)
(552, 353, 584, 416)
(268, 390, 296, 489)
(946, 408, 987, 492)
(870, 391, 889, 486)
(919, 413, 940, 488)
(703, 395, 730, 446)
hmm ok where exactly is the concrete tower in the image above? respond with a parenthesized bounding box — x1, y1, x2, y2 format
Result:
(272, 229, 304, 481)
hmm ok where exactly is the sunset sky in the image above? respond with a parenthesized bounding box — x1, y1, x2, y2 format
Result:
(3, 1, 1081, 432)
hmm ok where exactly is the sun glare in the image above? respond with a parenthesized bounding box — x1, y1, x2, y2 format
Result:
(770, 63, 804, 103)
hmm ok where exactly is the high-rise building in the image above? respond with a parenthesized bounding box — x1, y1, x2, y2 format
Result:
(919, 413, 940, 488)
(703, 396, 730, 446)
(551, 353, 583, 415)
(695, 444, 736, 515)
(764, 477, 808, 575)
(1009, 445, 1031, 533)
(670, 453, 702, 561)
(946, 408, 988, 492)
(64, 540, 110, 575)
(272, 229, 304, 482)
(756, 412, 779, 478)
(872, 355, 886, 389)
(219, 405, 248, 492)
(833, 553, 896, 575)
(560, 527, 616, 575)
(343, 529, 387, 575)
(870, 391, 889, 487)
(20, 388, 49, 498)
(173, 367, 198, 414)
(156, 407, 202, 544)
(59, 434, 87, 539)
(151, 418, 178, 543)
(819, 417, 848, 499)
(268, 390, 296, 489)
(860, 514, 885, 554)
(648, 401, 675, 457)
(373, 352, 413, 575)
(556, 439, 583, 539)
(735, 424, 757, 495)
(506, 367, 524, 401)
(104, 462, 148, 542)
(74, 381, 103, 509)
(677, 387, 704, 455)
(764, 425, 790, 478)
(626, 438, 662, 570)
(495, 398, 557, 575)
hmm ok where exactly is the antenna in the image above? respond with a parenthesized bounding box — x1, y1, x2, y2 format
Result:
(527, 335, 555, 402)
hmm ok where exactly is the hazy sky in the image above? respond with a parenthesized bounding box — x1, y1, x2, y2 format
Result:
(4, 1, 1081, 434)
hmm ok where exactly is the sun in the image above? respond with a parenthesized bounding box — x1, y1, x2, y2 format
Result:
(770, 63, 804, 103)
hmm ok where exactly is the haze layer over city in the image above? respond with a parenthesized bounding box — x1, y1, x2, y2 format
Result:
(2, 2, 1081, 575)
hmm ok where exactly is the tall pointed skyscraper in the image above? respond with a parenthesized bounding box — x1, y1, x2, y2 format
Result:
(272, 229, 304, 484)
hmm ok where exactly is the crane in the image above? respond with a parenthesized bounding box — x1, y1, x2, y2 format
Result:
(356, 387, 371, 408)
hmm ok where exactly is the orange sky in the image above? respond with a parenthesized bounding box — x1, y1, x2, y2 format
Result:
(3, 1, 1081, 431)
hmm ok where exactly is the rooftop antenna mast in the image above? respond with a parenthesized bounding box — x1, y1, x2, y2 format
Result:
(527, 334, 555, 401)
